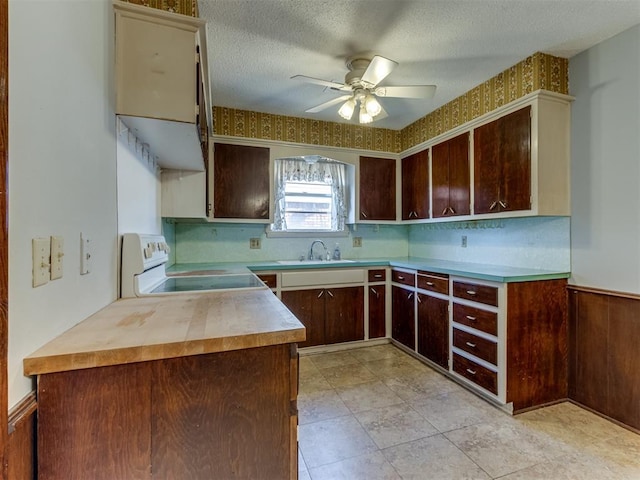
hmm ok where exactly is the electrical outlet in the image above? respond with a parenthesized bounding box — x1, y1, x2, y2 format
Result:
(461, 235, 468, 248)
(249, 237, 261, 249)
(353, 236, 362, 248)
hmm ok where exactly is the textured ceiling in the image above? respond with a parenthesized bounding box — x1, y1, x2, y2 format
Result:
(199, 0, 640, 130)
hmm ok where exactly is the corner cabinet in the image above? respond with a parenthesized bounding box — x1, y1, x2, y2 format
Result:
(113, 1, 211, 171)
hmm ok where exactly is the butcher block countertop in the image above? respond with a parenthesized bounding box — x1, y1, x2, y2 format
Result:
(23, 289, 306, 376)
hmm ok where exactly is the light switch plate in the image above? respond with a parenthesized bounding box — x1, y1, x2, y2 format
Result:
(80, 233, 91, 275)
(32, 237, 50, 287)
(50, 236, 64, 280)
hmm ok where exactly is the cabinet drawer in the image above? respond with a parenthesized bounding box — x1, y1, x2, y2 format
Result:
(417, 271, 449, 294)
(453, 328, 497, 365)
(368, 269, 386, 282)
(452, 303, 497, 336)
(257, 274, 277, 289)
(453, 281, 498, 306)
(392, 270, 415, 287)
(453, 353, 497, 394)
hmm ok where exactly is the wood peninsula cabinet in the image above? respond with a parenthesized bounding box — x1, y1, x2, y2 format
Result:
(401, 150, 430, 220)
(213, 143, 270, 220)
(23, 290, 305, 480)
(431, 133, 470, 218)
(359, 156, 397, 221)
(474, 106, 531, 214)
(114, 1, 211, 171)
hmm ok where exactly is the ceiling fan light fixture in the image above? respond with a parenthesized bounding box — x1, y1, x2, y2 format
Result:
(359, 106, 373, 124)
(364, 94, 382, 117)
(338, 98, 356, 120)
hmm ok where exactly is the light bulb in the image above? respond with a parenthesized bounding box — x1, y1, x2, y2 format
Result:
(359, 107, 373, 124)
(338, 98, 356, 120)
(364, 95, 382, 117)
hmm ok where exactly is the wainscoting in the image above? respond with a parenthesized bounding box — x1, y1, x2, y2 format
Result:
(568, 285, 640, 432)
(7, 392, 37, 480)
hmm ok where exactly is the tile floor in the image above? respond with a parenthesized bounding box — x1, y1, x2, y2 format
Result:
(297, 344, 640, 480)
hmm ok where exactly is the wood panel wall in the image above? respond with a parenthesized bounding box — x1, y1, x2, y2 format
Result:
(568, 286, 640, 432)
(7, 394, 37, 480)
(1, 0, 9, 476)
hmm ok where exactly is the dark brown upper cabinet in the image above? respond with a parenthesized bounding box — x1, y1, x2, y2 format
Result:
(213, 143, 270, 220)
(432, 132, 470, 218)
(474, 106, 531, 215)
(401, 150, 429, 220)
(359, 156, 396, 221)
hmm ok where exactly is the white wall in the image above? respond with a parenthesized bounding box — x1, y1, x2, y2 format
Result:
(569, 24, 640, 293)
(8, 0, 118, 407)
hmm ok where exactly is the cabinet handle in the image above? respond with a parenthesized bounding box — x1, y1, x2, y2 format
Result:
(426, 281, 434, 286)
(466, 368, 477, 375)
(466, 315, 477, 321)
(465, 342, 477, 348)
(449, 207, 456, 214)
(416, 294, 422, 303)
(327, 290, 334, 297)
(361, 211, 368, 218)
(489, 201, 498, 211)
(466, 290, 477, 296)
(397, 275, 404, 280)
(317, 290, 324, 298)
(499, 200, 507, 209)
(408, 293, 413, 300)
(370, 287, 379, 297)
(442, 207, 448, 216)
(374, 274, 382, 278)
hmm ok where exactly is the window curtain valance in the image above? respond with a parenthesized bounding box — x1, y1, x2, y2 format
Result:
(272, 158, 347, 231)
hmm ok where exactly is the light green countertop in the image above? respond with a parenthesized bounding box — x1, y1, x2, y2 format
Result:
(167, 257, 570, 284)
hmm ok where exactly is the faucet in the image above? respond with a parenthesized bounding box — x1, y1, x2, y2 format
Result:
(308, 240, 328, 261)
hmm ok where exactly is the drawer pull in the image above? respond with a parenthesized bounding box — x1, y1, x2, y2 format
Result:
(374, 274, 382, 278)
(466, 315, 477, 321)
(397, 275, 404, 280)
(465, 342, 477, 348)
(426, 281, 434, 286)
(466, 368, 477, 375)
(466, 290, 477, 295)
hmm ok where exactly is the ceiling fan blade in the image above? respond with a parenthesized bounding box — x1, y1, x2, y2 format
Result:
(291, 75, 349, 91)
(375, 85, 436, 99)
(305, 95, 352, 113)
(361, 55, 398, 87)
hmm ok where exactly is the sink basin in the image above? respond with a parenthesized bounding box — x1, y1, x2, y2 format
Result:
(277, 259, 355, 265)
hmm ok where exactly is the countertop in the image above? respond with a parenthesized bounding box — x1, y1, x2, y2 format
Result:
(23, 288, 305, 376)
(167, 257, 570, 283)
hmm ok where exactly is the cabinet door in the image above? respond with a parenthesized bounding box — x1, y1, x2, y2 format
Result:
(473, 118, 501, 214)
(359, 157, 396, 221)
(500, 106, 531, 212)
(401, 150, 429, 220)
(432, 133, 470, 218)
(368, 285, 386, 339)
(213, 143, 270, 219)
(281, 290, 325, 348)
(392, 286, 415, 349)
(417, 293, 449, 369)
(324, 287, 364, 345)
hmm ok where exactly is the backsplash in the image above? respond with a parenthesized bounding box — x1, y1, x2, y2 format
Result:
(172, 223, 409, 264)
(408, 217, 571, 271)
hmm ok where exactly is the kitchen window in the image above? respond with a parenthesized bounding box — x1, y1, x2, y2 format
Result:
(270, 156, 348, 235)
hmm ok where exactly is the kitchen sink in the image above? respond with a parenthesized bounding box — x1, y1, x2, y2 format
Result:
(277, 259, 355, 265)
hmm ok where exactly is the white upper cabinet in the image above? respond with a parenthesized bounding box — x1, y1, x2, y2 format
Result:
(113, 1, 211, 171)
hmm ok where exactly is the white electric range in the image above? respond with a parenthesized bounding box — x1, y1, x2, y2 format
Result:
(120, 233, 266, 298)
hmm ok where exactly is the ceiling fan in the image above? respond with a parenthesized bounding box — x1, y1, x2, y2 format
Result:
(292, 55, 436, 124)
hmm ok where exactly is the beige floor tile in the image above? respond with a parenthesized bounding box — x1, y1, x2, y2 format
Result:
(498, 451, 628, 480)
(411, 389, 507, 432)
(308, 451, 402, 480)
(298, 469, 312, 480)
(298, 448, 307, 472)
(444, 420, 579, 478)
(299, 356, 321, 375)
(336, 380, 404, 414)
(581, 428, 640, 478)
(355, 402, 439, 449)
(298, 388, 351, 425)
(319, 362, 378, 388)
(299, 371, 334, 394)
(348, 344, 407, 363)
(308, 350, 360, 369)
(362, 356, 424, 379)
(298, 415, 378, 468)
(383, 434, 490, 479)
(382, 369, 461, 402)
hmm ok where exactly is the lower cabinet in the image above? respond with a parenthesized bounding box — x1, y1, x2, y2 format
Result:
(368, 285, 386, 339)
(392, 286, 415, 349)
(417, 293, 449, 369)
(281, 287, 364, 348)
